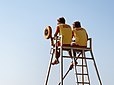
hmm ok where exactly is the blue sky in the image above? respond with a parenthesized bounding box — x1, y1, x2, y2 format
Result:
(0, 0, 114, 85)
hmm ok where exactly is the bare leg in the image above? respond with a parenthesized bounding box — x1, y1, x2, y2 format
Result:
(51, 48, 60, 65)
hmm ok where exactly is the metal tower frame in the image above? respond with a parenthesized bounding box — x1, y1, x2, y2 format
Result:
(44, 37, 102, 85)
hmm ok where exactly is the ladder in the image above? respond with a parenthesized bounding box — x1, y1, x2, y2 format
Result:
(44, 38, 102, 85)
(74, 51, 91, 85)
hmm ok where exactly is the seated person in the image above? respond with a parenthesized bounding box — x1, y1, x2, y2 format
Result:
(71, 21, 88, 56)
(72, 21, 88, 47)
(51, 17, 72, 65)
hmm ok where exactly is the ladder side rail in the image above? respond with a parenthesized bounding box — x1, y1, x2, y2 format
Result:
(73, 38, 92, 85)
(71, 49, 79, 85)
(75, 50, 82, 85)
(84, 51, 90, 85)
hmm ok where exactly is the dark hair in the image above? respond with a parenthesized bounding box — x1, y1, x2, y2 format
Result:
(57, 17, 65, 24)
(73, 21, 81, 28)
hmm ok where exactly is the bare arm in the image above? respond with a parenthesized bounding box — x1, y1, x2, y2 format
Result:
(54, 26, 59, 37)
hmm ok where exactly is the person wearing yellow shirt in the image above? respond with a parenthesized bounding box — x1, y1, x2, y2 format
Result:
(72, 21, 88, 48)
(51, 17, 72, 65)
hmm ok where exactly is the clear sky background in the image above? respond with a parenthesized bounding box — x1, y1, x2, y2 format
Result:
(0, 0, 114, 85)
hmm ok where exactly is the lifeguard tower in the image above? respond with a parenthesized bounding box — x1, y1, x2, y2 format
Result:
(44, 26, 102, 85)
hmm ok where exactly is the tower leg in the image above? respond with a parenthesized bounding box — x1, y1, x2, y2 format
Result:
(82, 50, 84, 85)
(60, 47, 63, 85)
(44, 50, 54, 85)
(71, 49, 78, 85)
(90, 50, 102, 85)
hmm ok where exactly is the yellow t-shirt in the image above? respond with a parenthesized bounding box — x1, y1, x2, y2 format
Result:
(59, 24, 72, 45)
(73, 27, 88, 46)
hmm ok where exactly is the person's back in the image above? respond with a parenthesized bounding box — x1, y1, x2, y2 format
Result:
(58, 24, 72, 45)
(54, 17, 72, 46)
(72, 21, 88, 47)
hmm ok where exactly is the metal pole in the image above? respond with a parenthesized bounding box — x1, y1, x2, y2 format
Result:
(59, 35, 64, 85)
(58, 68, 70, 85)
(82, 50, 84, 85)
(44, 51, 54, 85)
(90, 50, 102, 85)
(60, 46, 63, 85)
(84, 52, 91, 85)
(58, 60, 74, 85)
(71, 49, 78, 85)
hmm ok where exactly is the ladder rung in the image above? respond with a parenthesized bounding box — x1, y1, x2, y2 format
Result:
(62, 56, 77, 58)
(77, 73, 88, 75)
(77, 82, 90, 84)
(78, 57, 93, 60)
(62, 56, 72, 58)
(77, 65, 87, 67)
(62, 56, 93, 60)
